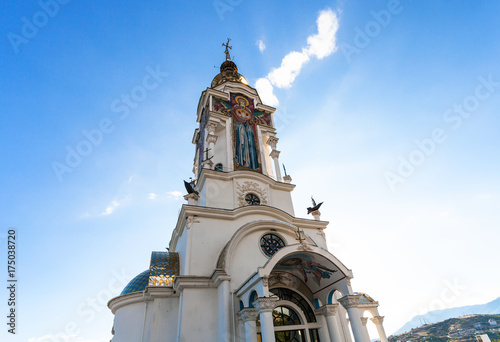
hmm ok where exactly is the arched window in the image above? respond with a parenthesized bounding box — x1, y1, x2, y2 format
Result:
(270, 288, 316, 323)
(256, 288, 321, 342)
(273, 306, 302, 326)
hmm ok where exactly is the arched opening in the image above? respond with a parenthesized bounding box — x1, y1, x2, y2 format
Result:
(256, 288, 321, 342)
(249, 290, 258, 308)
(234, 247, 353, 342)
(261, 251, 348, 342)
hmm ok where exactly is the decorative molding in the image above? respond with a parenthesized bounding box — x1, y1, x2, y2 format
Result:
(267, 136, 279, 149)
(206, 120, 219, 134)
(261, 276, 269, 287)
(315, 303, 339, 317)
(346, 278, 352, 287)
(360, 317, 369, 326)
(211, 269, 231, 287)
(338, 294, 362, 309)
(238, 308, 259, 322)
(207, 133, 218, 145)
(253, 297, 278, 314)
(173, 276, 213, 292)
(236, 181, 268, 207)
(283, 175, 292, 184)
(297, 244, 313, 251)
(184, 193, 199, 206)
(370, 316, 384, 325)
(185, 215, 200, 229)
(311, 210, 321, 220)
(201, 158, 214, 169)
(269, 149, 280, 159)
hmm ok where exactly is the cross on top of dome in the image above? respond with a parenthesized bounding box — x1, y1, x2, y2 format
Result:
(222, 38, 232, 61)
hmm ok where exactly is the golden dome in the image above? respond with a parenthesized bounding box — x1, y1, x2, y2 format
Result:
(211, 59, 249, 88)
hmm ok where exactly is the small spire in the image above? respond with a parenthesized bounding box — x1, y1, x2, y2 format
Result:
(222, 38, 232, 61)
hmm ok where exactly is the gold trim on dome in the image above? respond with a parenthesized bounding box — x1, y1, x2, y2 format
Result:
(211, 73, 249, 88)
(148, 274, 176, 287)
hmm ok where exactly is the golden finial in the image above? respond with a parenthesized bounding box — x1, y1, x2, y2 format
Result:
(222, 38, 232, 61)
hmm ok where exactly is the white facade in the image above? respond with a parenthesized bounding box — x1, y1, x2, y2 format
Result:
(108, 51, 388, 342)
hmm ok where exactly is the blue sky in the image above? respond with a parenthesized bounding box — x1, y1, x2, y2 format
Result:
(1, 0, 499, 341)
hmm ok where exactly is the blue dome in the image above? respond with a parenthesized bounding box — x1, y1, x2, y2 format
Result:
(121, 270, 150, 295)
(120, 252, 180, 295)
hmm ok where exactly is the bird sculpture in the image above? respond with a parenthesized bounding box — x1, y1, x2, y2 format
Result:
(307, 196, 323, 214)
(184, 180, 198, 195)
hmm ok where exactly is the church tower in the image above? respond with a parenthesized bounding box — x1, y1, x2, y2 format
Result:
(108, 41, 389, 342)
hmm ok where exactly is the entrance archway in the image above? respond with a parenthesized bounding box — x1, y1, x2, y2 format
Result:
(256, 288, 321, 342)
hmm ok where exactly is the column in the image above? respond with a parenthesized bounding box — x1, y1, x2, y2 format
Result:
(313, 313, 331, 342)
(253, 297, 278, 342)
(370, 316, 388, 342)
(204, 120, 218, 169)
(267, 136, 282, 182)
(183, 192, 199, 205)
(316, 304, 343, 342)
(360, 317, 370, 341)
(338, 295, 369, 342)
(269, 150, 282, 181)
(214, 271, 231, 342)
(238, 308, 259, 342)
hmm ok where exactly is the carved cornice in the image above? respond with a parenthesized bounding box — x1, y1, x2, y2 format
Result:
(338, 294, 362, 309)
(197, 169, 296, 192)
(315, 303, 339, 317)
(206, 120, 219, 134)
(183, 193, 199, 205)
(238, 308, 259, 322)
(370, 316, 384, 325)
(269, 150, 281, 159)
(211, 269, 231, 287)
(107, 287, 178, 314)
(267, 136, 279, 149)
(253, 297, 278, 314)
(207, 133, 218, 144)
(173, 276, 213, 292)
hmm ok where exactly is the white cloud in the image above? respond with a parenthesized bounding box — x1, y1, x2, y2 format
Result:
(99, 195, 131, 216)
(166, 191, 183, 200)
(257, 39, 266, 53)
(268, 51, 310, 89)
(100, 200, 120, 216)
(255, 9, 339, 105)
(148, 192, 158, 200)
(255, 78, 279, 107)
(306, 9, 339, 59)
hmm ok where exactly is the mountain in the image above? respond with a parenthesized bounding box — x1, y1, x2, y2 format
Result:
(390, 314, 500, 342)
(394, 297, 500, 335)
